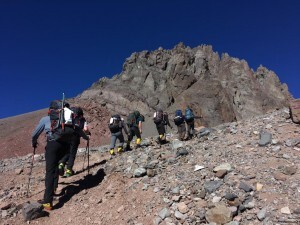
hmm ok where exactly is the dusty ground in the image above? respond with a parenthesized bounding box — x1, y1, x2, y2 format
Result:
(0, 108, 300, 225)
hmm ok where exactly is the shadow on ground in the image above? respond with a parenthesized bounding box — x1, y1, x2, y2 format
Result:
(54, 168, 106, 209)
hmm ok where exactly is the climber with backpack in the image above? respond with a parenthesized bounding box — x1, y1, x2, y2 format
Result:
(31, 96, 89, 211)
(173, 109, 186, 141)
(185, 105, 195, 139)
(58, 106, 91, 177)
(125, 110, 144, 150)
(153, 108, 172, 144)
(108, 114, 128, 155)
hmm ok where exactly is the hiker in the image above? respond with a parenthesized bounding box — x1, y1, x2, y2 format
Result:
(126, 110, 144, 150)
(108, 114, 129, 155)
(173, 109, 186, 141)
(32, 100, 89, 211)
(58, 106, 90, 177)
(153, 109, 172, 144)
(185, 105, 195, 139)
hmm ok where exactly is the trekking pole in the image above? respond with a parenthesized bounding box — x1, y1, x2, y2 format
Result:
(26, 147, 36, 197)
(82, 145, 87, 171)
(87, 140, 90, 175)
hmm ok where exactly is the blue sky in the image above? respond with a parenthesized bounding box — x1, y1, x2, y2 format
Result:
(1, 0, 299, 119)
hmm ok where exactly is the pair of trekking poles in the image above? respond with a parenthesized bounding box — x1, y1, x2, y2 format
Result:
(26, 141, 90, 198)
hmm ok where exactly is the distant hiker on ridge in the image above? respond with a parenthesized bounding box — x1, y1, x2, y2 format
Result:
(153, 108, 172, 144)
(173, 109, 186, 141)
(126, 110, 144, 150)
(58, 106, 90, 177)
(108, 114, 128, 155)
(185, 105, 195, 140)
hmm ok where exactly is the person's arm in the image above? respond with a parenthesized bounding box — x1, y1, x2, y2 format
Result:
(164, 113, 173, 129)
(75, 126, 89, 140)
(83, 119, 91, 135)
(31, 117, 46, 147)
(122, 120, 129, 135)
(138, 121, 142, 134)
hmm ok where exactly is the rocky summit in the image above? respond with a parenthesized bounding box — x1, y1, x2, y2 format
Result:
(0, 43, 293, 159)
(0, 107, 299, 225)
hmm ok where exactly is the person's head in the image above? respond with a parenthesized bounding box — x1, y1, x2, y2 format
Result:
(64, 102, 70, 108)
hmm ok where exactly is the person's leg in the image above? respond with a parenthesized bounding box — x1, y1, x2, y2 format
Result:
(157, 123, 166, 144)
(126, 128, 134, 150)
(109, 133, 117, 155)
(134, 127, 142, 147)
(178, 123, 186, 141)
(65, 136, 80, 176)
(43, 140, 62, 209)
(117, 132, 125, 153)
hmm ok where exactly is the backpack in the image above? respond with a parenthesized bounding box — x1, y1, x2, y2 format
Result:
(109, 114, 121, 133)
(71, 107, 84, 130)
(49, 100, 75, 141)
(127, 111, 140, 127)
(153, 110, 164, 124)
(185, 108, 194, 122)
(174, 109, 184, 125)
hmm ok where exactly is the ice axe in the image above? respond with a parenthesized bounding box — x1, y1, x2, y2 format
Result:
(26, 147, 36, 197)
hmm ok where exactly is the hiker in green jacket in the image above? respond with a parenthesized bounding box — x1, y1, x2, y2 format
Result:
(125, 111, 144, 150)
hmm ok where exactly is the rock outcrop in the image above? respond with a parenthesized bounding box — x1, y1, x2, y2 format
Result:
(78, 43, 291, 129)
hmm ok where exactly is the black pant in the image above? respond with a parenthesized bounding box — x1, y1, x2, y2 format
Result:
(59, 135, 80, 170)
(156, 122, 166, 142)
(127, 126, 141, 142)
(186, 119, 195, 138)
(44, 140, 68, 204)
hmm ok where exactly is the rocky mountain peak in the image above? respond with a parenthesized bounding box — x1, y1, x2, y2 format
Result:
(78, 43, 291, 129)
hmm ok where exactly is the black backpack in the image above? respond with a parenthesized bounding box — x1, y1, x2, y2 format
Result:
(109, 114, 121, 133)
(174, 109, 184, 125)
(153, 110, 164, 124)
(71, 107, 84, 130)
(49, 100, 74, 141)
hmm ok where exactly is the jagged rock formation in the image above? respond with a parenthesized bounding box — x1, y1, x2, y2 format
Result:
(77, 43, 291, 128)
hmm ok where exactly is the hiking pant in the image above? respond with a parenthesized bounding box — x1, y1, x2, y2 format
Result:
(59, 135, 80, 171)
(177, 123, 186, 141)
(156, 123, 166, 142)
(44, 140, 68, 204)
(110, 131, 125, 149)
(186, 119, 195, 138)
(127, 126, 141, 147)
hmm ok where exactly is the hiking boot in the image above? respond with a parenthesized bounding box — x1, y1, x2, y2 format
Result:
(64, 169, 73, 177)
(109, 149, 115, 155)
(42, 203, 53, 211)
(58, 163, 65, 176)
(117, 147, 123, 153)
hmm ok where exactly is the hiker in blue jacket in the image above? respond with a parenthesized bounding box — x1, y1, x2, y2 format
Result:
(185, 106, 195, 139)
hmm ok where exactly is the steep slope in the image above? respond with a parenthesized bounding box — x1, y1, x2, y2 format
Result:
(1, 108, 299, 225)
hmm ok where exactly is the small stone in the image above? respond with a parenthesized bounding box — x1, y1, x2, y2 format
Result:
(281, 206, 291, 214)
(158, 208, 171, 219)
(274, 172, 287, 181)
(239, 181, 253, 192)
(257, 207, 267, 221)
(174, 210, 187, 220)
(15, 168, 23, 175)
(213, 163, 232, 172)
(117, 205, 124, 213)
(224, 193, 238, 201)
(212, 196, 222, 203)
(177, 202, 189, 214)
(256, 183, 263, 191)
(282, 166, 297, 175)
(215, 170, 227, 178)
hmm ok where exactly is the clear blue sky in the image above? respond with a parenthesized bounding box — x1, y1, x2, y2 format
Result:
(1, 0, 299, 119)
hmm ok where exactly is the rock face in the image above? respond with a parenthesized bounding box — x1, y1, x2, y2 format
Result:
(78, 43, 291, 129)
(289, 99, 300, 124)
(0, 43, 293, 159)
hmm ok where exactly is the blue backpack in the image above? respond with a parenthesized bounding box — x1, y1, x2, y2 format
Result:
(185, 108, 194, 121)
(174, 110, 184, 125)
